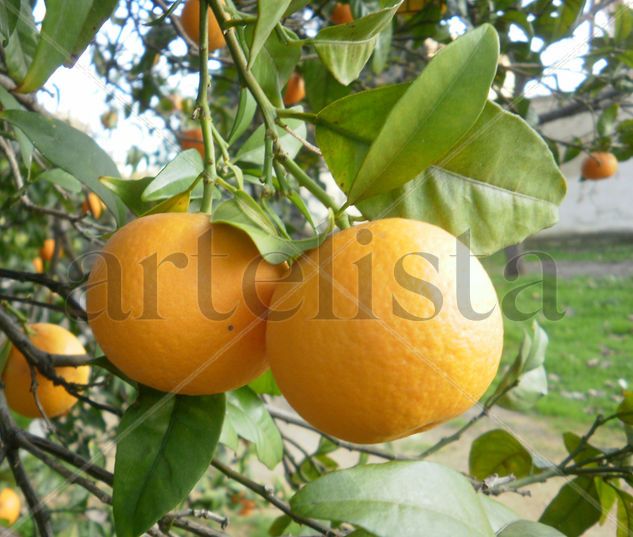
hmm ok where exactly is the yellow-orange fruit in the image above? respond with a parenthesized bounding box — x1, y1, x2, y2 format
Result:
(39, 239, 55, 262)
(283, 72, 306, 106)
(331, 3, 353, 24)
(266, 219, 503, 444)
(581, 152, 618, 180)
(0, 488, 21, 526)
(3, 324, 90, 418)
(32, 257, 44, 273)
(397, 0, 447, 15)
(86, 213, 286, 395)
(83, 192, 105, 220)
(181, 0, 226, 52)
(180, 128, 204, 157)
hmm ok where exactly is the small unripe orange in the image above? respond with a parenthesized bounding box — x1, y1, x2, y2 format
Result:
(180, 0, 226, 52)
(32, 257, 44, 273)
(331, 3, 353, 24)
(40, 238, 56, 261)
(180, 128, 205, 157)
(283, 72, 305, 106)
(83, 192, 105, 220)
(581, 152, 618, 180)
(0, 488, 21, 526)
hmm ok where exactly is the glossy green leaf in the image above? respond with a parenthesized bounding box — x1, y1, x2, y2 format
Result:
(212, 196, 325, 264)
(236, 112, 306, 165)
(478, 495, 518, 533)
(0, 110, 126, 224)
(615, 488, 633, 537)
(562, 432, 603, 466)
(358, 101, 566, 255)
(539, 477, 601, 536)
(0, 85, 32, 166)
(100, 176, 155, 216)
(113, 387, 225, 537)
(533, 0, 586, 41)
(594, 478, 618, 525)
(228, 87, 257, 145)
(498, 520, 565, 536)
(615, 5, 633, 43)
(249, 0, 292, 66)
(302, 58, 352, 113)
(37, 168, 82, 193)
(142, 149, 202, 201)
(618, 391, 633, 425)
(284, 0, 310, 17)
(348, 24, 499, 202)
(598, 104, 619, 137)
(372, 19, 392, 74)
(469, 430, 533, 480)
(313, 1, 400, 85)
(248, 369, 282, 396)
(4, 0, 37, 83)
(68, 0, 119, 67)
(142, 189, 191, 215)
(225, 387, 283, 469)
(18, 0, 92, 93)
(291, 461, 495, 537)
(0, 0, 20, 44)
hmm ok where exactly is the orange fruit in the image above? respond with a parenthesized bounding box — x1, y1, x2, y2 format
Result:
(180, 0, 226, 52)
(283, 72, 305, 106)
(581, 151, 618, 180)
(3, 324, 90, 418)
(331, 3, 353, 24)
(32, 257, 44, 273)
(180, 128, 204, 157)
(0, 488, 20, 526)
(266, 219, 503, 444)
(82, 192, 105, 220)
(397, 0, 447, 15)
(39, 238, 56, 262)
(86, 213, 286, 395)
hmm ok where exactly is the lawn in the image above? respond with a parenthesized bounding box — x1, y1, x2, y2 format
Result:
(483, 235, 633, 424)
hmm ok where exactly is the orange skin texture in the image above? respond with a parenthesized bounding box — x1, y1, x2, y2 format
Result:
(181, 0, 226, 52)
(266, 219, 503, 444)
(82, 192, 105, 220)
(283, 73, 305, 106)
(331, 3, 353, 24)
(581, 152, 618, 180)
(32, 257, 44, 273)
(39, 238, 56, 261)
(180, 128, 204, 157)
(3, 324, 90, 419)
(0, 488, 21, 526)
(86, 213, 287, 395)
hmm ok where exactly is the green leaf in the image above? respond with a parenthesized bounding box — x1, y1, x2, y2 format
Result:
(372, 18, 392, 75)
(478, 495, 518, 533)
(249, 0, 292, 66)
(67, 0, 118, 66)
(0, 85, 33, 166)
(37, 168, 82, 193)
(618, 391, 633, 425)
(615, 5, 633, 43)
(348, 24, 499, 202)
(212, 195, 326, 264)
(594, 478, 618, 525)
(498, 520, 565, 536)
(236, 111, 306, 165)
(302, 58, 352, 112)
(469, 430, 533, 480)
(359, 101, 566, 255)
(533, 0, 586, 41)
(4, 0, 37, 83)
(313, 1, 400, 85)
(562, 432, 603, 466)
(291, 461, 495, 537)
(113, 387, 225, 537)
(142, 149, 203, 201)
(228, 87, 257, 145)
(0, 110, 126, 224)
(18, 0, 93, 93)
(100, 176, 155, 216)
(0, 0, 20, 44)
(248, 369, 282, 396)
(598, 104, 619, 138)
(225, 387, 283, 469)
(539, 477, 601, 536)
(142, 190, 191, 215)
(614, 488, 633, 537)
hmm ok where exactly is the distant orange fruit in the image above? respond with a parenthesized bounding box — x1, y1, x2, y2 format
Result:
(283, 72, 305, 106)
(180, 128, 204, 157)
(397, 0, 447, 15)
(267, 219, 503, 444)
(32, 257, 44, 273)
(82, 192, 106, 220)
(331, 3, 353, 24)
(0, 488, 20, 526)
(180, 0, 226, 52)
(86, 213, 287, 395)
(3, 324, 91, 418)
(39, 238, 56, 262)
(581, 152, 618, 180)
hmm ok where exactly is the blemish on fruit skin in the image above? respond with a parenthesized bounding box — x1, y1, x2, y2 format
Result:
(228, 324, 234, 331)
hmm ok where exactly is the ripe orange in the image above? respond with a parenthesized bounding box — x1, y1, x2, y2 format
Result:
(283, 72, 305, 106)
(39, 238, 56, 262)
(180, 0, 226, 52)
(32, 257, 44, 273)
(3, 324, 90, 419)
(180, 128, 204, 157)
(86, 213, 286, 395)
(82, 192, 105, 220)
(266, 219, 503, 444)
(397, 0, 447, 15)
(581, 151, 618, 180)
(0, 488, 20, 526)
(331, 3, 353, 24)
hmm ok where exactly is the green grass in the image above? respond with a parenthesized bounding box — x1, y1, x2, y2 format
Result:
(482, 239, 633, 424)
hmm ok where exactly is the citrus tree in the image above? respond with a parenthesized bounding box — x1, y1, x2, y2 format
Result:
(0, 1, 632, 536)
